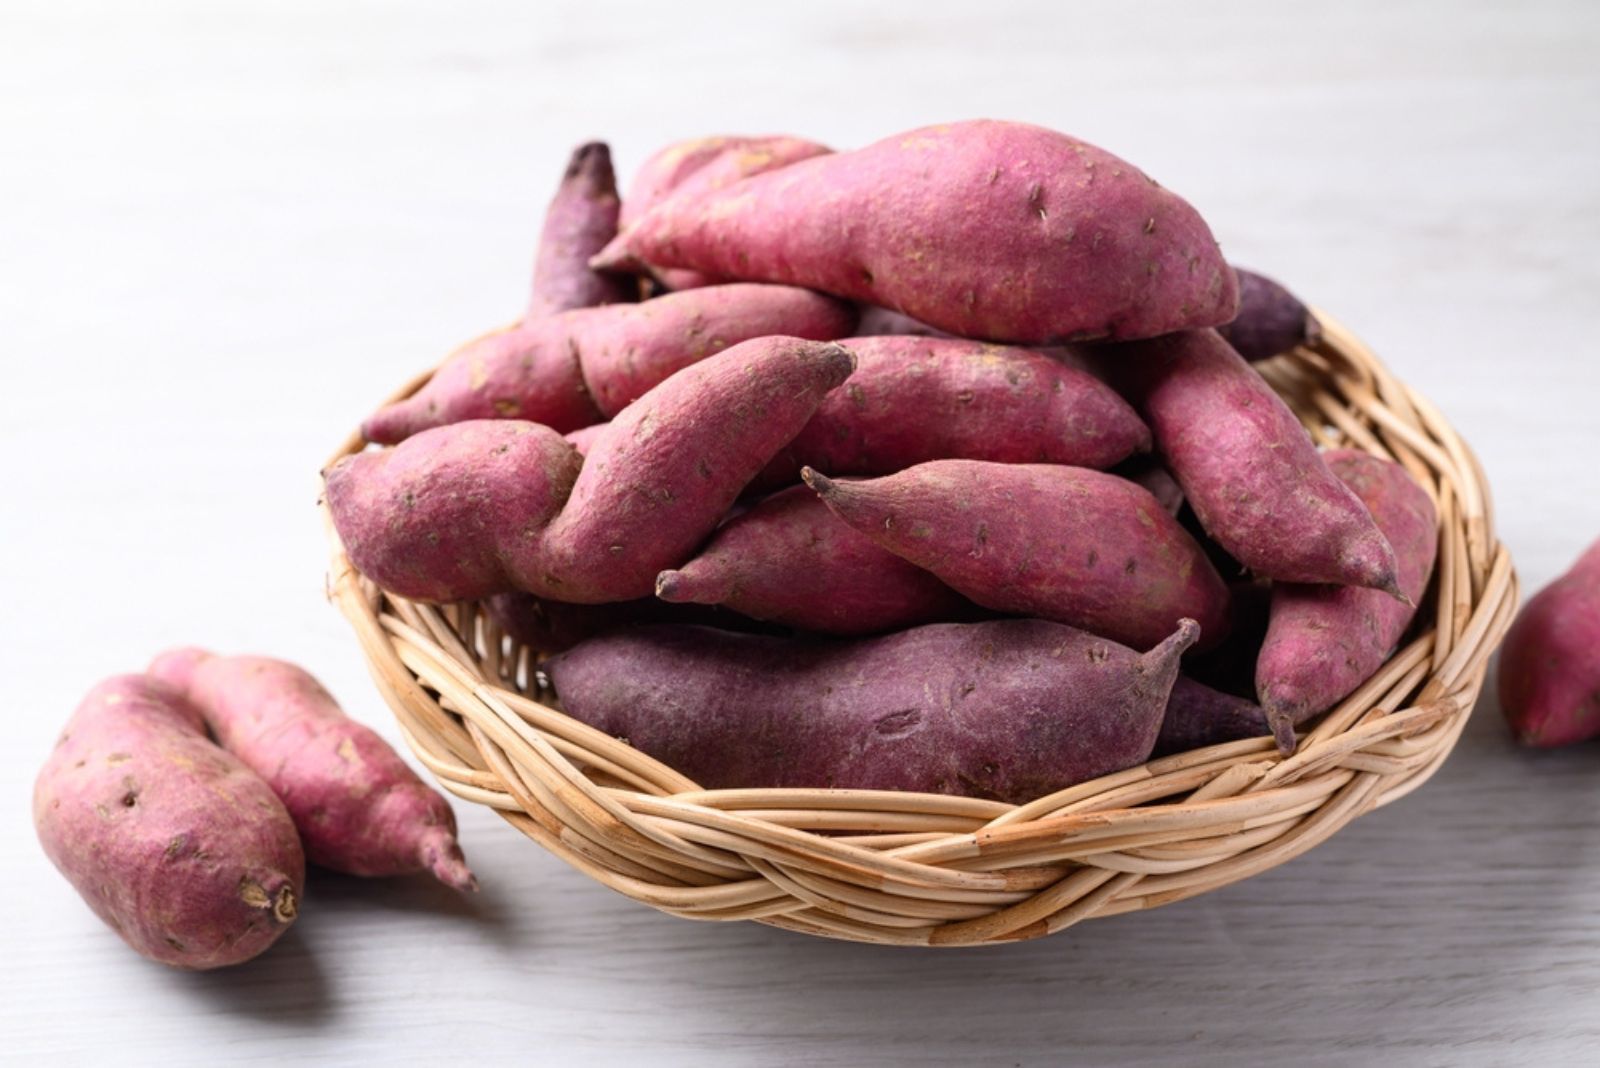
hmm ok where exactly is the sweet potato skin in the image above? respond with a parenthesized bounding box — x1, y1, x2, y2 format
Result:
(655, 485, 972, 635)
(620, 135, 748, 230)
(33, 675, 304, 969)
(546, 619, 1198, 803)
(1498, 538, 1600, 747)
(147, 650, 474, 889)
(325, 420, 582, 603)
(1256, 450, 1438, 752)
(535, 337, 856, 603)
(362, 284, 852, 443)
(527, 142, 633, 319)
(1218, 267, 1320, 363)
(750, 336, 1150, 492)
(1153, 676, 1270, 757)
(805, 461, 1230, 651)
(1105, 330, 1402, 593)
(484, 592, 770, 652)
(596, 120, 1238, 344)
(563, 423, 606, 457)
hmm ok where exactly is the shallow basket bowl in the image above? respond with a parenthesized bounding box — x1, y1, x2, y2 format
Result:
(321, 313, 1517, 947)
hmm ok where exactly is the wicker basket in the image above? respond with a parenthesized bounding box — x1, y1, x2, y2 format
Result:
(321, 312, 1517, 946)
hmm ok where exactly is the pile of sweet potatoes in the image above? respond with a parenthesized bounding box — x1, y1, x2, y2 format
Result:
(321, 117, 1446, 800)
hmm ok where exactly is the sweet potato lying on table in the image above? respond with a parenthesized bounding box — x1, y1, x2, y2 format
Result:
(546, 618, 1198, 803)
(1499, 537, 1600, 747)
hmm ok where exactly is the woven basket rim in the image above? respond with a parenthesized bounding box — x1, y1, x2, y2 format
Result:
(320, 312, 1517, 946)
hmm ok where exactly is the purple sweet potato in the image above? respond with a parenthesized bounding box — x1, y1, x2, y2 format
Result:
(655, 485, 971, 635)
(1217, 267, 1320, 363)
(1256, 450, 1438, 752)
(362, 284, 853, 443)
(1104, 329, 1402, 594)
(749, 336, 1150, 493)
(325, 420, 583, 603)
(1499, 538, 1600, 747)
(484, 591, 768, 652)
(1153, 676, 1271, 757)
(546, 618, 1199, 803)
(534, 337, 856, 603)
(805, 461, 1230, 651)
(853, 304, 950, 338)
(526, 141, 634, 319)
(594, 120, 1238, 344)
(34, 675, 304, 969)
(147, 649, 474, 889)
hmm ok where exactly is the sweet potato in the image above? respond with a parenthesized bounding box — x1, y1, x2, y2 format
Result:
(485, 591, 769, 652)
(546, 618, 1198, 803)
(655, 485, 971, 635)
(34, 675, 304, 969)
(1499, 538, 1600, 747)
(536, 337, 855, 603)
(749, 336, 1150, 493)
(1153, 676, 1271, 757)
(1256, 450, 1438, 752)
(361, 284, 853, 443)
(805, 461, 1230, 651)
(1103, 329, 1402, 594)
(563, 423, 607, 457)
(1218, 267, 1320, 363)
(147, 649, 474, 889)
(325, 420, 582, 603)
(526, 141, 634, 319)
(594, 119, 1238, 344)
(1116, 458, 1184, 516)
(620, 135, 748, 230)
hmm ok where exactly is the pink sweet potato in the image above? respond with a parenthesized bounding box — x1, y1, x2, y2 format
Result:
(620, 135, 748, 230)
(325, 420, 582, 603)
(749, 336, 1150, 493)
(1499, 538, 1600, 747)
(1104, 329, 1403, 594)
(34, 675, 304, 969)
(594, 119, 1238, 344)
(1218, 267, 1320, 363)
(655, 485, 972, 635)
(1256, 450, 1438, 752)
(546, 618, 1199, 803)
(563, 422, 607, 457)
(147, 649, 474, 889)
(805, 461, 1230, 651)
(527, 141, 634, 319)
(535, 337, 856, 603)
(361, 283, 853, 443)
(1153, 676, 1270, 757)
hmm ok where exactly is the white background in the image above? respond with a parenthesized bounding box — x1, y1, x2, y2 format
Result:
(4, 1, 1599, 1064)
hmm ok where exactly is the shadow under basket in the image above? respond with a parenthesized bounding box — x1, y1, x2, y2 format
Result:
(321, 313, 1517, 947)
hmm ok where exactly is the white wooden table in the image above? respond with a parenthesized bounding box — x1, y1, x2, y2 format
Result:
(4, 2, 1598, 1063)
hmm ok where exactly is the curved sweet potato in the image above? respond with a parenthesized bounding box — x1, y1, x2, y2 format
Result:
(1105, 329, 1402, 594)
(1499, 538, 1600, 747)
(546, 618, 1198, 803)
(655, 485, 971, 635)
(749, 336, 1150, 492)
(34, 676, 304, 969)
(147, 649, 475, 890)
(1153, 676, 1270, 757)
(1218, 267, 1319, 363)
(527, 141, 634, 319)
(595, 119, 1237, 344)
(1255, 450, 1438, 752)
(805, 460, 1230, 651)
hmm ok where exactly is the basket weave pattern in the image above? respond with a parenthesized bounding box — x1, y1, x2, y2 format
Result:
(323, 313, 1516, 946)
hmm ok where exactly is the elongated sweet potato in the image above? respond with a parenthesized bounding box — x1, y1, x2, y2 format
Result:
(749, 336, 1150, 492)
(34, 676, 304, 969)
(1499, 538, 1600, 747)
(527, 142, 634, 319)
(1153, 676, 1271, 757)
(361, 284, 853, 443)
(325, 420, 582, 603)
(655, 485, 971, 635)
(547, 618, 1198, 803)
(1256, 450, 1438, 752)
(536, 337, 855, 603)
(620, 135, 749, 230)
(147, 649, 474, 889)
(1104, 329, 1402, 594)
(594, 119, 1237, 344)
(485, 591, 769, 652)
(805, 461, 1230, 651)
(1218, 267, 1320, 363)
